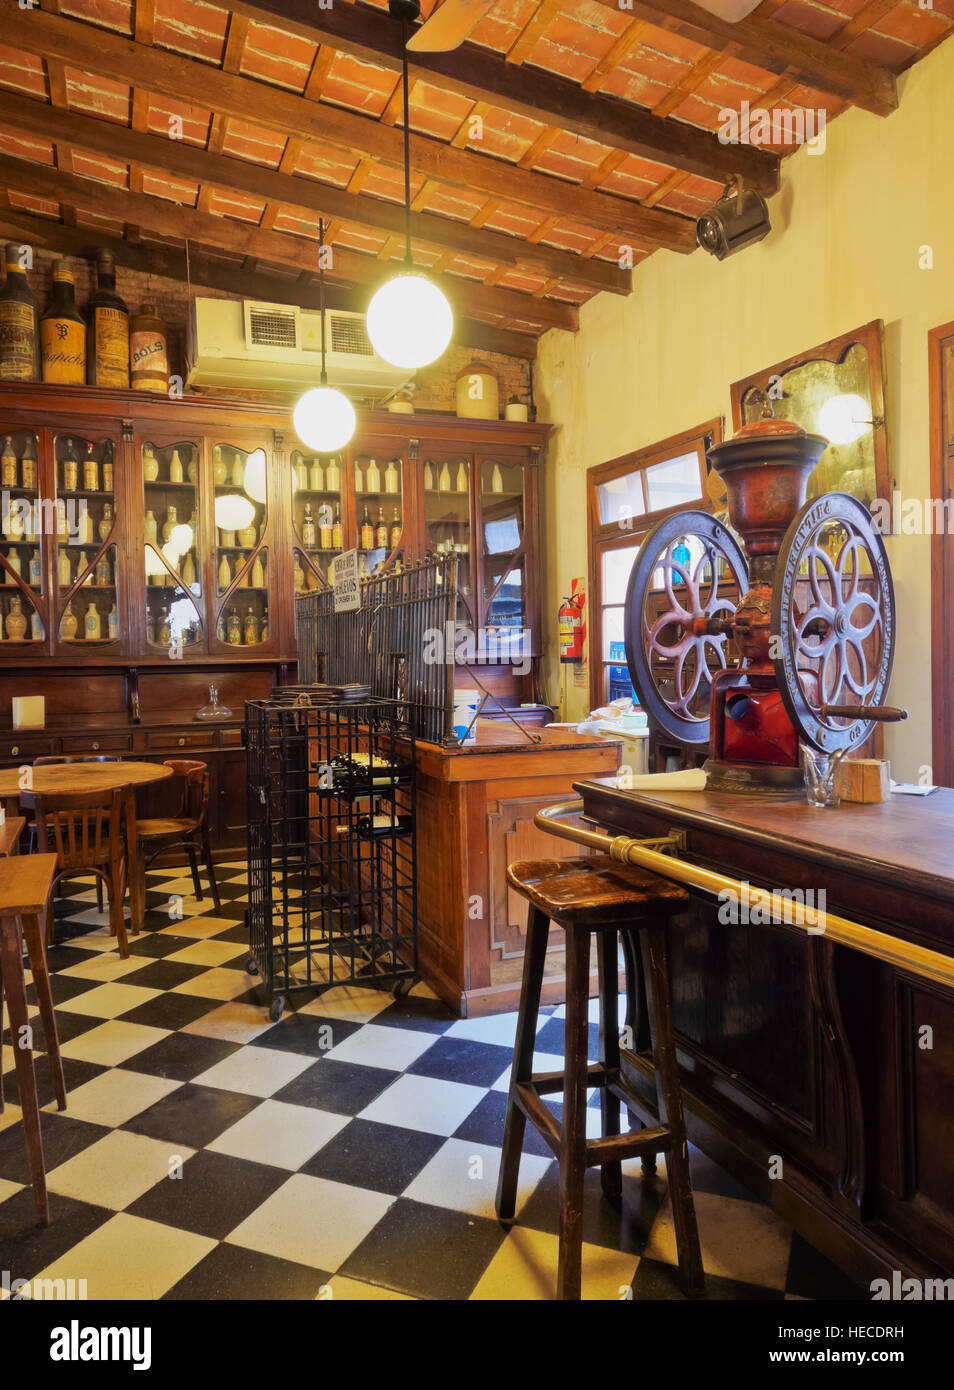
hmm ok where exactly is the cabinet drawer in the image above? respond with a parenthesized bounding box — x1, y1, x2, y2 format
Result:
(147, 731, 211, 751)
(60, 735, 133, 755)
(220, 728, 244, 746)
(0, 736, 57, 761)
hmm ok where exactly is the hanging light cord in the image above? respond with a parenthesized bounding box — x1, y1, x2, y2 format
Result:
(318, 215, 328, 385)
(402, 19, 412, 267)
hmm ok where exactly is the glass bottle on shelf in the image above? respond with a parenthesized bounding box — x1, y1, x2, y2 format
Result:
(302, 503, 316, 548)
(360, 506, 373, 550)
(309, 457, 324, 491)
(59, 599, 77, 641)
(86, 249, 129, 389)
(0, 242, 39, 382)
(99, 503, 114, 542)
(21, 436, 37, 490)
(143, 444, 159, 482)
(244, 607, 258, 645)
(102, 441, 114, 492)
(83, 443, 98, 492)
(227, 608, 241, 644)
(385, 459, 399, 494)
(366, 457, 381, 493)
(62, 438, 78, 492)
(1, 435, 16, 487)
(375, 508, 388, 549)
(84, 601, 101, 641)
(108, 604, 118, 641)
(319, 505, 333, 549)
(332, 505, 343, 549)
(41, 261, 85, 384)
(326, 457, 341, 491)
(390, 508, 402, 549)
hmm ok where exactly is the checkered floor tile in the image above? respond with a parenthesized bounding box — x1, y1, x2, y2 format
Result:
(0, 862, 866, 1301)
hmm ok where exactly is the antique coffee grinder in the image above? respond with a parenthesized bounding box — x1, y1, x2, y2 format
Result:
(624, 406, 905, 791)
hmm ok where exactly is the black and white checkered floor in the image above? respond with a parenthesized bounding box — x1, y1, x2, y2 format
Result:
(0, 862, 865, 1301)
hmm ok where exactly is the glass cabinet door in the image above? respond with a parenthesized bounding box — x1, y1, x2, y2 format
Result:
(291, 448, 343, 593)
(212, 442, 272, 649)
(355, 448, 404, 577)
(422, 451, 474, 623)
(53, 431, 122, 651)
(142, 437, 204, 653)
(479, 455, 527, 648)
(0, 428, 47, 649)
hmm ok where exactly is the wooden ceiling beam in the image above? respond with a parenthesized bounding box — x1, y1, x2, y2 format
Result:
(0, 90, 629, 296)
(217, 0, 779, 194)
(0, 206, 539, 360)
(0, 153, 578, 333)
(587, 0, 897, 116)
(4, 8, 696, 249)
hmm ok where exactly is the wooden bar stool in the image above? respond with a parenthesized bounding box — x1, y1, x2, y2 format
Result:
(496, 853, 704, 1300)
(0, 853, 67, 1225)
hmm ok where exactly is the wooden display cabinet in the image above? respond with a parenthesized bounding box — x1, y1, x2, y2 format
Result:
(0, 383, 551, 852)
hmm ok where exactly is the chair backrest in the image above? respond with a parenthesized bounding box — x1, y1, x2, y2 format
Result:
(34, 786, 125, 872)
(34, 754, 120, 765)
(163, 759, 210, 825)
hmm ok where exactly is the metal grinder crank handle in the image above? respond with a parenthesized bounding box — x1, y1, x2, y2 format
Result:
(818, 705, 908, 721)
(533, 800, 954, 991)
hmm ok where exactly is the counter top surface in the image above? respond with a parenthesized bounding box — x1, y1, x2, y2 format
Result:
(420, 718, 620, 757)
(576, 778, 954, 898)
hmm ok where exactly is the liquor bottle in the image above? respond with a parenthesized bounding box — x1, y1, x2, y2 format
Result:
(424, 460, 434, 491)
(390, 508, 402, 550)
(59, 599, 77, 640)
(332, 504, 343, 549)
(86, 249, 129, 388)
(101, 442, 114, 492)
(40, 261, 85, 384)
(251, 554, 264, 588)
(5, 550, 21, 581)
(129, 303, 168, 392)
(384, 459, 399, 494)
(375, 507, 388, 549)
(302, 503, 316, 548)
(29, 549, 41, 587)
(217, 553, 231, 590)
(21, 437, 37, 490)
(366, 458, 381, 492)
(57, 548, 72, 588)
(0, 436, 16, 488)
(354, 459, 363, 493)
(244, 606, 259, 645)
(439, 461, 451, 492)
(212, 446, 227, 485)
(62, 438, 78, 491)
(95, 552, 112, 586)
(98, 502, 114, 542)
(169, 448, 183, 483)
(83, 443, 99, 492)
(319, 506, 333, 549)
(325, 457, 340, 491)
(227, 608, 241, 644)
(261, 607, 269, 642)
(360, 505, 374, 550)
(309, 458, 324, 491)
(491, 462, 503, 493)
(456, 461, 467, 492)
(4, 593, 27, 641)
(107, 604, 118, 641)
(233, 452, 246, 487)
(142, 444, 159, 482)
(0, 243, 39, 381)
(85, 602, 101, 641)
(158, 605, 171, 647)
(76, 504, 93, 546)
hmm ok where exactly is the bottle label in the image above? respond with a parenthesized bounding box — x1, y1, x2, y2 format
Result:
(130, 330, 168, 389)
(93, 307, 129, 387)
(41, 320, 85, 383)
(0, 302, 37, 380)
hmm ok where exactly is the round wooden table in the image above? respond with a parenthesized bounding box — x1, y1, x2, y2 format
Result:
(0, 761, 175, 938)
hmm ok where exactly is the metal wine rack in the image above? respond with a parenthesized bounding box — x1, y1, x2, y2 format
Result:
(244, 692, 417, 1020)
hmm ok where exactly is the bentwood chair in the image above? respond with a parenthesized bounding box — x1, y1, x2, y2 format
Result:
(33, 786, 129, 957)
(31, 755, 120, 913)
(135, 760, 222, 916)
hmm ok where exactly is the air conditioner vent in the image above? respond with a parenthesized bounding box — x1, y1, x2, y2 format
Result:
(248, 306, 298, 350)
(329, 313, 374, 358)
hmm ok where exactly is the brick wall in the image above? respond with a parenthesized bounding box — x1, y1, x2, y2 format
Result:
(15, 246, 534, 415)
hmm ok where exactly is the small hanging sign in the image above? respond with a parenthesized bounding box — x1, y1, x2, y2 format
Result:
(333, 548, 360, 613)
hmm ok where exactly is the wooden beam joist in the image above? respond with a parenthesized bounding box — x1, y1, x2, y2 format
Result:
(2, 7, 695, 251)
(0, 90, 631, 297)
(0, 207, 540, 360)
(219, 0, 779, 195)
(589, 0, 897, 116)
(0, 153, 578, 333)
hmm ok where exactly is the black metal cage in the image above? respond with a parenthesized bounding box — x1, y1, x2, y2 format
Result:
(245, 692, 417, 1020)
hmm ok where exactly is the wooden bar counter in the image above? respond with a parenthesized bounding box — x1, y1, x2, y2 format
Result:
(576, 777, 954, 1285)
(414, 720, 620, 1017)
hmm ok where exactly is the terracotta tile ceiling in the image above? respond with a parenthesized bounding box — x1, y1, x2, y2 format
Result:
(0, 0, 950, 354)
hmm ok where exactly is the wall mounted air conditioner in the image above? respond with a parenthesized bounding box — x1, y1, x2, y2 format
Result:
(185, 297, 411, 398)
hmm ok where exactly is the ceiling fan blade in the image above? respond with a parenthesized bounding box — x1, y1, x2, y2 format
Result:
(406, 0, 497, 52)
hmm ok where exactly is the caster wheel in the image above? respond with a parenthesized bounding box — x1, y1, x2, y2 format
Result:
(269, 996, 285, 1022)
(246, 957, 259, 976)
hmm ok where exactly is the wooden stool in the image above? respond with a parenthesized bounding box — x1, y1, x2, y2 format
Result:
(496, 854, 704, 1300)
(0, 854, 67, 1225)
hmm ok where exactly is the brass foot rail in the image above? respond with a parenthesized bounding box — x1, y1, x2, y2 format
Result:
(534, 800, 954, 991)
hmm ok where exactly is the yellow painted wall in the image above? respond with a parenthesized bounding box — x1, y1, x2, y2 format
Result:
(535, 34, 954, 781)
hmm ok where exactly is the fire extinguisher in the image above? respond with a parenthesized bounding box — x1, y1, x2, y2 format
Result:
(558, 593, 584, 663)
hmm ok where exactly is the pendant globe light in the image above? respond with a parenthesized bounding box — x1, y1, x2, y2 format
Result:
(366, 0, 453, 370)
(293, 217, 357, 452)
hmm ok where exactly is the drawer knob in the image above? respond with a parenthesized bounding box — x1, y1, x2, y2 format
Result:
(178, 737, 186, 746)
(11, 745, 18, 757)
(92, 741, 100, 751)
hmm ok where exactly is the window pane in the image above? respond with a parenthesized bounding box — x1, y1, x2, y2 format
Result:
(601, 544, 638, 606)
(644, 450, 700, 511)
(597, 470, 644, 526)
(605, 662, 635, 702)
(602, 605, 625, 662)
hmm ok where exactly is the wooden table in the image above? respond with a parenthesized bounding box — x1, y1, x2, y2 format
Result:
(0, 761, 174, 937)
(0, 853, 64, 1223)
(575, 777, 954, 1285)
(0, 816, 25, 858)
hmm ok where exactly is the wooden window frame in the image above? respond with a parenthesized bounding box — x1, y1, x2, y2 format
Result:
(586, 419, 723, 710)
(930, 319, 954, 786)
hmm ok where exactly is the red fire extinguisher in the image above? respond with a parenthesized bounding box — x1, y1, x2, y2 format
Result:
(558, 593, 584, 663)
